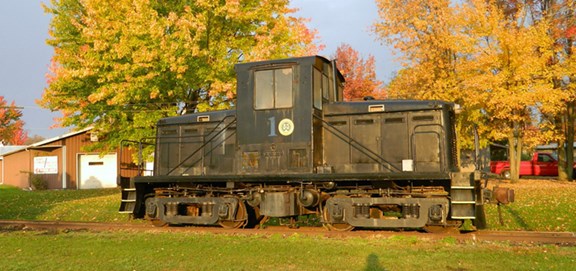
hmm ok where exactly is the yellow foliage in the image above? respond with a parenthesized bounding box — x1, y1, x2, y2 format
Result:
(41, 0, 321, 151)
(374, 0, 576, 150)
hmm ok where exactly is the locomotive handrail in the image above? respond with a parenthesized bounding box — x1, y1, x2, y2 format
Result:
(166, 115, 237, 175)
(119, 139, 155, 177)
(315, 115, 402, 172)
(178, 128, 237, 173)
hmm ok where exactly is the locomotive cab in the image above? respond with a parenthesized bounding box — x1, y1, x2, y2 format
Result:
(234, 56, 344, 175)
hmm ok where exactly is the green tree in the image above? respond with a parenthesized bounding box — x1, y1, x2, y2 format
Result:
(41, 0, 320, 152)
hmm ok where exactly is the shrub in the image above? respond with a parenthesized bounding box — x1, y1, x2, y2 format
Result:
(30, 174, 48, 190)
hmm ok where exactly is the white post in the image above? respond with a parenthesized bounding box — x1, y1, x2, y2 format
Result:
(62, 146, 67, 189)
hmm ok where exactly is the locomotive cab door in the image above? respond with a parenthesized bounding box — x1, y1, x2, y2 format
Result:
(234, 56, 344, 175)
(235, 59, 313, 174)
(409, 111, 445, 172)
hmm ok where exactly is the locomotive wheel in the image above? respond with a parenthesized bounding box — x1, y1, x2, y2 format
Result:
(322, 205, 354, 231)
(245, 205, 263, 229)
(150, 218, 168, 227)
(218, 200, 248, 229)
(258, 216, 270, 229)
(423, 225, 460, 234)
(423, 221, 462, 234)
(144, 196, 168, 227)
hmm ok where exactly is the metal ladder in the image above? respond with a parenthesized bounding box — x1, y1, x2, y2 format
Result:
(449, 171, 479, 220)
(118, 176, 136, 214)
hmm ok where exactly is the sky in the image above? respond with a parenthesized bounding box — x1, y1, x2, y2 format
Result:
(0, 0, 398, 140)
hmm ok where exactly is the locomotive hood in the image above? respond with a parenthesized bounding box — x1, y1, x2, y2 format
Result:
(323, 100, 454, 115)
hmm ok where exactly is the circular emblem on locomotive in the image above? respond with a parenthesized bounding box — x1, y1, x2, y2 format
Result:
(278, 118, 294, 136)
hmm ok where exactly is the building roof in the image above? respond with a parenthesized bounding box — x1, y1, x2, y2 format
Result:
(0, 127, 93, 157)
(0, 146, 27, 157)
(29, 127, 93, 148)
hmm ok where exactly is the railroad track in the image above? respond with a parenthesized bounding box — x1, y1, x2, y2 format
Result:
(1, 220, 574, 246)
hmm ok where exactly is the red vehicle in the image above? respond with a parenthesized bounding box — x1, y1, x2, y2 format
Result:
(490, 152, 560, 179)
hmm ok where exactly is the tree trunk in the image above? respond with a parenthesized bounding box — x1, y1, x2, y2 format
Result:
(567, 101, 575, 181)
(507, 132, 522, 183)
(557, 138, 568, 182)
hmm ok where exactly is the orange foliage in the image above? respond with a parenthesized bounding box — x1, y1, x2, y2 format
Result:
(0, 96, 28, 145)
(332, 44, 385, 101)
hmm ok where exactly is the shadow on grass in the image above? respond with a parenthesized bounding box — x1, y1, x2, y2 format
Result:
(502, 205, 532, 230)
(364, 253, 387, 271)
(0, 185, 120, 220)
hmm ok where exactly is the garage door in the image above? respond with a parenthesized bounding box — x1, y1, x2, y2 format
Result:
(79, 154, 117, 189)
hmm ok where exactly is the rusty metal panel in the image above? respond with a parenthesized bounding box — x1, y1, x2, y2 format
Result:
(350, 115, 382, 169)
(381, 113, 409, 171)
(238, 142, 310, 174)
(155, 111, 237, 177)
(323, 115, 350, 173)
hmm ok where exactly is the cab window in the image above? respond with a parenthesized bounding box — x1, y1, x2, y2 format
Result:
(254, 68, 293, 110)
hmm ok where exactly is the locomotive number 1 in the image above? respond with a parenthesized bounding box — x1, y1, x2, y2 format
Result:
(268, 117, 294, 137)
(268, 117, 277, 137)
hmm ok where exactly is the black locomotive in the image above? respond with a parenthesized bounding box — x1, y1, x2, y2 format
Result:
(119, 55, 486, 231)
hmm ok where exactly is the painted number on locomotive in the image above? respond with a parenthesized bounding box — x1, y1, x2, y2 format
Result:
(268, 117, 294, 137)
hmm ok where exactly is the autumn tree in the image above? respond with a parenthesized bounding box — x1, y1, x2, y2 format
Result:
(460, 0, 562, 182)
(41, 0, 320, 152)
(525, 1, 576, 181)
(332, 43, 384, 100)
(373, 0, 565, 182)
(373, 0, 485, 163)
(0, 96, 28, 145)
(24, 135, 46, 145)
(373, 0, 462, 100)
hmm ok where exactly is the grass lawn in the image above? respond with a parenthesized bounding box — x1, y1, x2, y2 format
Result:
(0, 230, 575, 271)
(2, 178, 576, 232)
(484, 179, 576, 232)
(0, 186, 129, 222)
(1, 180, 576, 270)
